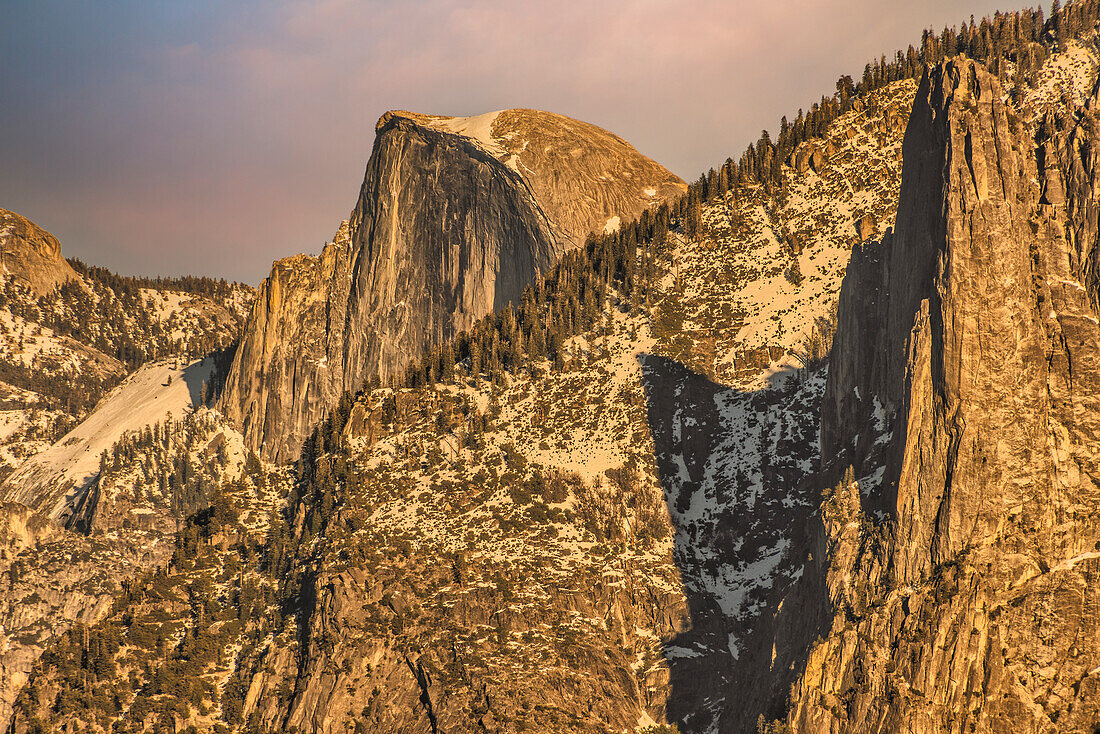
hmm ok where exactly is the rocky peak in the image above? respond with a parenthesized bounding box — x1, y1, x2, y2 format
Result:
(221, 108, 684, 463)
(0, 208, 79, 296)
(377, 108, 686, 246)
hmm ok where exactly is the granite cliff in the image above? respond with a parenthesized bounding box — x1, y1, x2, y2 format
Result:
(220, 109, 684, 463)
(0, 210, 79, 298)
(759, 57, 1100, 732)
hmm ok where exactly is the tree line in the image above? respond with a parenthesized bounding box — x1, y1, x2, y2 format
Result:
(67, 257, 245, 302)
(684, 3, 1096, 220)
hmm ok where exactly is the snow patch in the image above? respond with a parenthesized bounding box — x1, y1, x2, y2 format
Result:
(430, 111, 507, 158)
(2, 358, 214, 520)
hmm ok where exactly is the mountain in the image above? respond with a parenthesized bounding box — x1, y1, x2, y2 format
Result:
(0, 212, 253, 480)
(386, 108, 687, 245)
(219, 109, 685, 463)
(11, 5, 1100, 734)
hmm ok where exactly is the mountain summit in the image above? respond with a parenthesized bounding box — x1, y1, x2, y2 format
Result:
(380, 108, 686, 244)
(219, 107, 684, 462)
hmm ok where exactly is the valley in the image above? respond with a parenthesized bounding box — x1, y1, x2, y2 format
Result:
(3, 3, 1100, 733)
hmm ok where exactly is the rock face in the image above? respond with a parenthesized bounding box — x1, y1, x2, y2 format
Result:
(853, 213, 876, 242)
(218, 228, 358, 466)
(0, 209, 79, 296)
(773, 58, 1100, 732)
(221, 109, 684, 463)
(791, 142, 828, 174)
(388, 109, 686, 247)
(241, 554, 688, 734)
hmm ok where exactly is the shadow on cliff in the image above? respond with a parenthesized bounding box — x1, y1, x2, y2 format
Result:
(180, 358, 214, 408)
(638, 354, 826, 734)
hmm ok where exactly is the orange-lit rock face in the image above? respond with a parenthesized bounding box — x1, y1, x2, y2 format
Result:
(781, 58, 1100, 733)
(0, 209, 78, 297)
(221, 109, 684, 463)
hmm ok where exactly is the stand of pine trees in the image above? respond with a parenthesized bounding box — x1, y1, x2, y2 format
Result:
(397, 212, 671, 390)
(67, 258, 241, 303)
(691, 4, 1091, 207)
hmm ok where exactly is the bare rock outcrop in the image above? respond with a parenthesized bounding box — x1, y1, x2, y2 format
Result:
(772, 57, 1100, 733)
(0, 209, 79, 296)
(792, 143, 827, 174)
(221, 109, 684, 463)
(853, 213, 876, 242)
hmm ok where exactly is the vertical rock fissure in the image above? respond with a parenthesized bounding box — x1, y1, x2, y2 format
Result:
(405, 656, 439, 734)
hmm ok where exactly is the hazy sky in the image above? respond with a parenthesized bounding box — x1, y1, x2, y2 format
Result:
(1, 0, 1020, 283)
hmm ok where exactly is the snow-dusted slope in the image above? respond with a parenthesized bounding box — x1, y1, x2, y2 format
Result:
(651, 79, 916, 390)
(1022, 38, 1100, 116)
(0, 208, 254, 481)
(0, 357, 213, 522)
(425, 110, 510, 157)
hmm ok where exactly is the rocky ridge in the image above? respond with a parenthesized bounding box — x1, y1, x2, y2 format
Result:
(0, 210, 79, 297)
(0, 212, 254, 479)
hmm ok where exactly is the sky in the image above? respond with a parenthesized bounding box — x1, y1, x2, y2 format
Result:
(1, 0, 1020, 284)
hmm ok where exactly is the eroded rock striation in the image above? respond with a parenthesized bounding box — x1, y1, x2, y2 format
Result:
(769, 57, 1100, 732)
(221, 109, 684, 463)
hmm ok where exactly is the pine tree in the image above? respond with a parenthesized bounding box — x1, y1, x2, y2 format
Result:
(440, 343, 455, 382)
